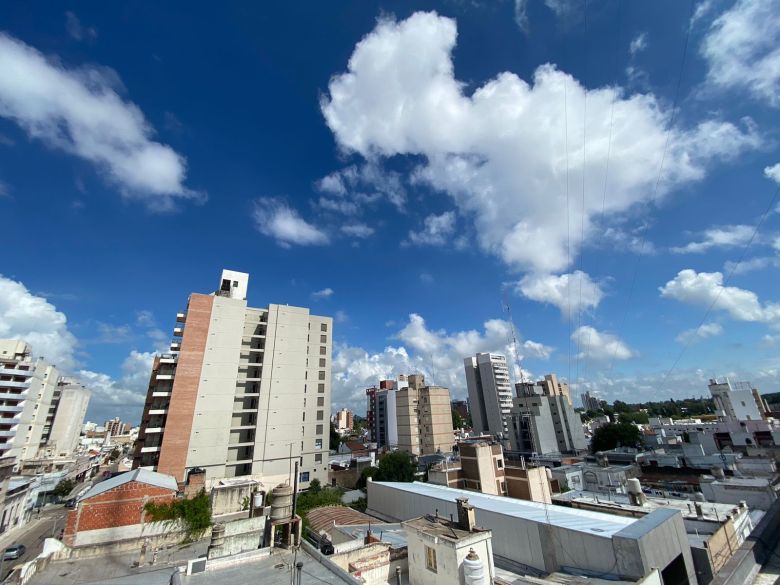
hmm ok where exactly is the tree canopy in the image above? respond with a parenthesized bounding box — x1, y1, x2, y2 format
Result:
(590, 422, 641, 453)
(374, 450, 416, 482)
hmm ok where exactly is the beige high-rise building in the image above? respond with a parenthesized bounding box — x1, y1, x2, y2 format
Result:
(0, 340, 62, 466)
(396, 374, 454, 456)
(47, 380, 90, 457)
(133, 270, 332, 489)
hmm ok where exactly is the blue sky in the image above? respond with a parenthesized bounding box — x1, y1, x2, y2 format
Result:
(1, 1, 779, 424)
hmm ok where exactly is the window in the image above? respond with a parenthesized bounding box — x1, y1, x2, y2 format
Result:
(425, 546, 437, 573)
(319, 358, 326, 367)
(300, 471, 310, 482)
(497, 459, 503, 468)
(317, 410, 324, 421)
(320, 334, 327, 343)
(319, 346, 326, 355)
(316, 425, 323, 435)
(318, 371, 325, 380)
(302, 412, 305, 421)
(317, 397, 324, 407)
(318, 383, 325, 393)
(315, 438, 322, 449)
(321, 323, 327, 332)
(315, 453, 322, 463)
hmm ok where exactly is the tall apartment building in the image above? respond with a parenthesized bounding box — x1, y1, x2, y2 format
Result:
(580, 391, 601, 411)
(464, 353, 512, 439)
(0, 340, 62, 465)
(397, 374, 454, 456)
(708, 378, 767, 421)
(47, 380, 90, 457)
(133, 270, 332, 489)
(333, 408, 354, 434)
(104, 418, 131, 437)
(509, 374, 587, 455)
(366, 379, 400, 448)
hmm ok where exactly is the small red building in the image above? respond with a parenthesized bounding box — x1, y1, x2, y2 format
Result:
(62, 468, 178, 547)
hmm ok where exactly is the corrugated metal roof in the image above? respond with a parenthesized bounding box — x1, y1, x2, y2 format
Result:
(79, 468, 178, 501)
(374, 481, 635, 537)
(307, 505, 381, 533)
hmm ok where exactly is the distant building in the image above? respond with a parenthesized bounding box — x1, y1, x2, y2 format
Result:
(397, 375, 454, 456)
(708, 377, 767, 421)
(104, 417, 131, 437)
(0, 340, 62, 465)
(451, 399, 469, 420)
(333, 408, 354, 434)
(366, 380, 399, 448)
(509, 374, 587, 455)
(464, 353, 512, 439)
(580, 390, 601, 411)
(47, 379, 90, 457)
(133, 269, 332, 489)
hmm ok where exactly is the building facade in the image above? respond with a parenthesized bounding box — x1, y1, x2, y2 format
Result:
(580, 391, 601, 411)
(47, 379, 90, 457)
(104, 417, 131, 437)
(509, 374, 588, 455)
(333, 408, 354, 434)
(0, 340, 63, 465)
(133, 269, 332, 489)
(464, 353, 512, 440)
(708, 377, 767, 421)
(397, 375, 454, 456)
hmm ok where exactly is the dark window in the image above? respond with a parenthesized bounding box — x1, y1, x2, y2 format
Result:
(300, 471, 310, 482)
(318, 371, 325, 380)
(317, 397, 324, 407)
(321, 323, 327, 332)
(320, 335, 327, 343)
(319, 346, 326, 355)
(319, 358, 326, 367)
(316, 424, 323, 435)
(317, 411, 324, 421)
(315, 453, 322, 463)
(318, 383, 325, 393)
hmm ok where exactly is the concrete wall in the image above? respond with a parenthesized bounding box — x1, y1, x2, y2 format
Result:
(406, 527, 493, 585)
(207, 516, 265, 559)
(211, 482, 255, 516)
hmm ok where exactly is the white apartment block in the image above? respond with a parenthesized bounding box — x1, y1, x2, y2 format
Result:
(133, 270, 332, 490)
(464, 353, 512, 439)
(46, 379, 91, 457)
(0, 340, 62, 466)
(708, 377, 767, 421)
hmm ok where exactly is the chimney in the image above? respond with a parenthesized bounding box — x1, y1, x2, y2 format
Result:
(456, 497, 476, 532)
(694, 501, 704, 519)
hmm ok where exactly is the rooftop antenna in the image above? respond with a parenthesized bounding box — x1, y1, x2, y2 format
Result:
(501, 290, 525, 385)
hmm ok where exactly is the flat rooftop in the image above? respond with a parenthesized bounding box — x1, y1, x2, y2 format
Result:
(402, 514, 487, 541)
(332, 522, 408, 548)
(374, 482, 635, 537)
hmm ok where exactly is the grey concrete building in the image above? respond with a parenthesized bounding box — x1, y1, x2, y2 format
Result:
(510, 375, 588, 455)
(46, 379, 90, 457)
(133, 269, 332, 490)
(464, 353, 512, 439)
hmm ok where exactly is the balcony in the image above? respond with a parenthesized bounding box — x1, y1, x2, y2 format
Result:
(0, 405, 23, 414)
(140, 446, 161, 453)
(170, 342, 181, 351)
(159, 354, 177, 365)
(173, 327, 184, 337)
(0, 431, 17, 438)
(0, 367, 33, 377)
(176, 312, 186, 323)
(152, 391, 171, 398)
(0, 392, 25, 402)
(156, 374, 174, 381)
(148, 408, 168, 416)
(0, 380, 31, 390)
(145, 427, 164, 434)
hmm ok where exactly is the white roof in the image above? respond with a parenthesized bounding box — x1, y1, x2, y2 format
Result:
(80, 468, 178, 501)
(375, 481, 635, 537)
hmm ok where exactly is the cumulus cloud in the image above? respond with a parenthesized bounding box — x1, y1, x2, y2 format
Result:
(407, 211, 456, 246)
(517, 271, 604, 318)
(0, 275, 78, 369)
(630, 33, 648, 55)
(65, 11, 97, 41)
(724, 255, 780, 275)
(700, 0, 780, 106)
(513, 0, 529, 32)
(252, 198, 329, 247)
(0, 33, 200, 211)
(321, 12, 761, 273)
(672, 224, 754, 253)
(312, 287, 334, 300)
(331, 313, 551, 411)
(676, 322, 724, 344)
(316, 162, 406, 212)
(341, 223, 375, 238)
(766, 163, 780, 184)
(572, 326, 634, 361)
(660, 269, 780, 326)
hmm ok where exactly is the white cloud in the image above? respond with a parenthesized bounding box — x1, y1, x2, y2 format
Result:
(77, 350, 153, 423)
(65, 11, 97, 41)
(660, 269, 780, 325)
(341, 223, 375, 238)
(629, 33, 648, 55)
(316, 163, 406, 212)
(0, 275, 78, 369)
(691, 0, 716, 26)
(572, 326, 634, 361)
(252, 198, 329, 247)
(0, 33, 200, 211)
(513, 0, 529, 32)
(331, 313, 550, 412)
(676, 322, 724, 344)
(766, 163, 780, 184)
(334, 310, 349, 323)
(724, 255, 780, 275)
(517, 271, 604, 318)
(700, 0, 780, 106)
(407, 211, 456, 246)
(671, 224, 754, 253)
(322, 12, 761, 273)
(95, 322, 134, 343)
(312, 287, 334, 300)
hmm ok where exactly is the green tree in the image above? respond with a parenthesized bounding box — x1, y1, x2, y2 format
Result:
(374, 451, 416, 483)
(308, 478, 322, 494)
(451, 409, 464, 429)
(330, 422, 341, 451)
(356, 466, 379, 490)
(590, 422, 641, 453)
(53, 478, 76, 499)
(618, 411, 649, 425)
(108, 448, 121, 462)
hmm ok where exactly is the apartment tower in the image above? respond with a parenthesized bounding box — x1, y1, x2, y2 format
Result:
(708, 378, 767, 421)
(133, 270, 332, 489)
(397, 374, 454, 456)
(464, 353, 513, 439)
(47, 380, 91, 457)
(0, 340, 62, 465)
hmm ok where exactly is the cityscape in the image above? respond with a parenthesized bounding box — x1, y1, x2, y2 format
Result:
(1, 2, 780, 585)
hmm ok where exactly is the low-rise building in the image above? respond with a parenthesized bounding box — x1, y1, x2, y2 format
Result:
(698, 473, 779, 511)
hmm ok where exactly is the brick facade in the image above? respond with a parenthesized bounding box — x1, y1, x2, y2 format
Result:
(62, 480, 176, 546)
